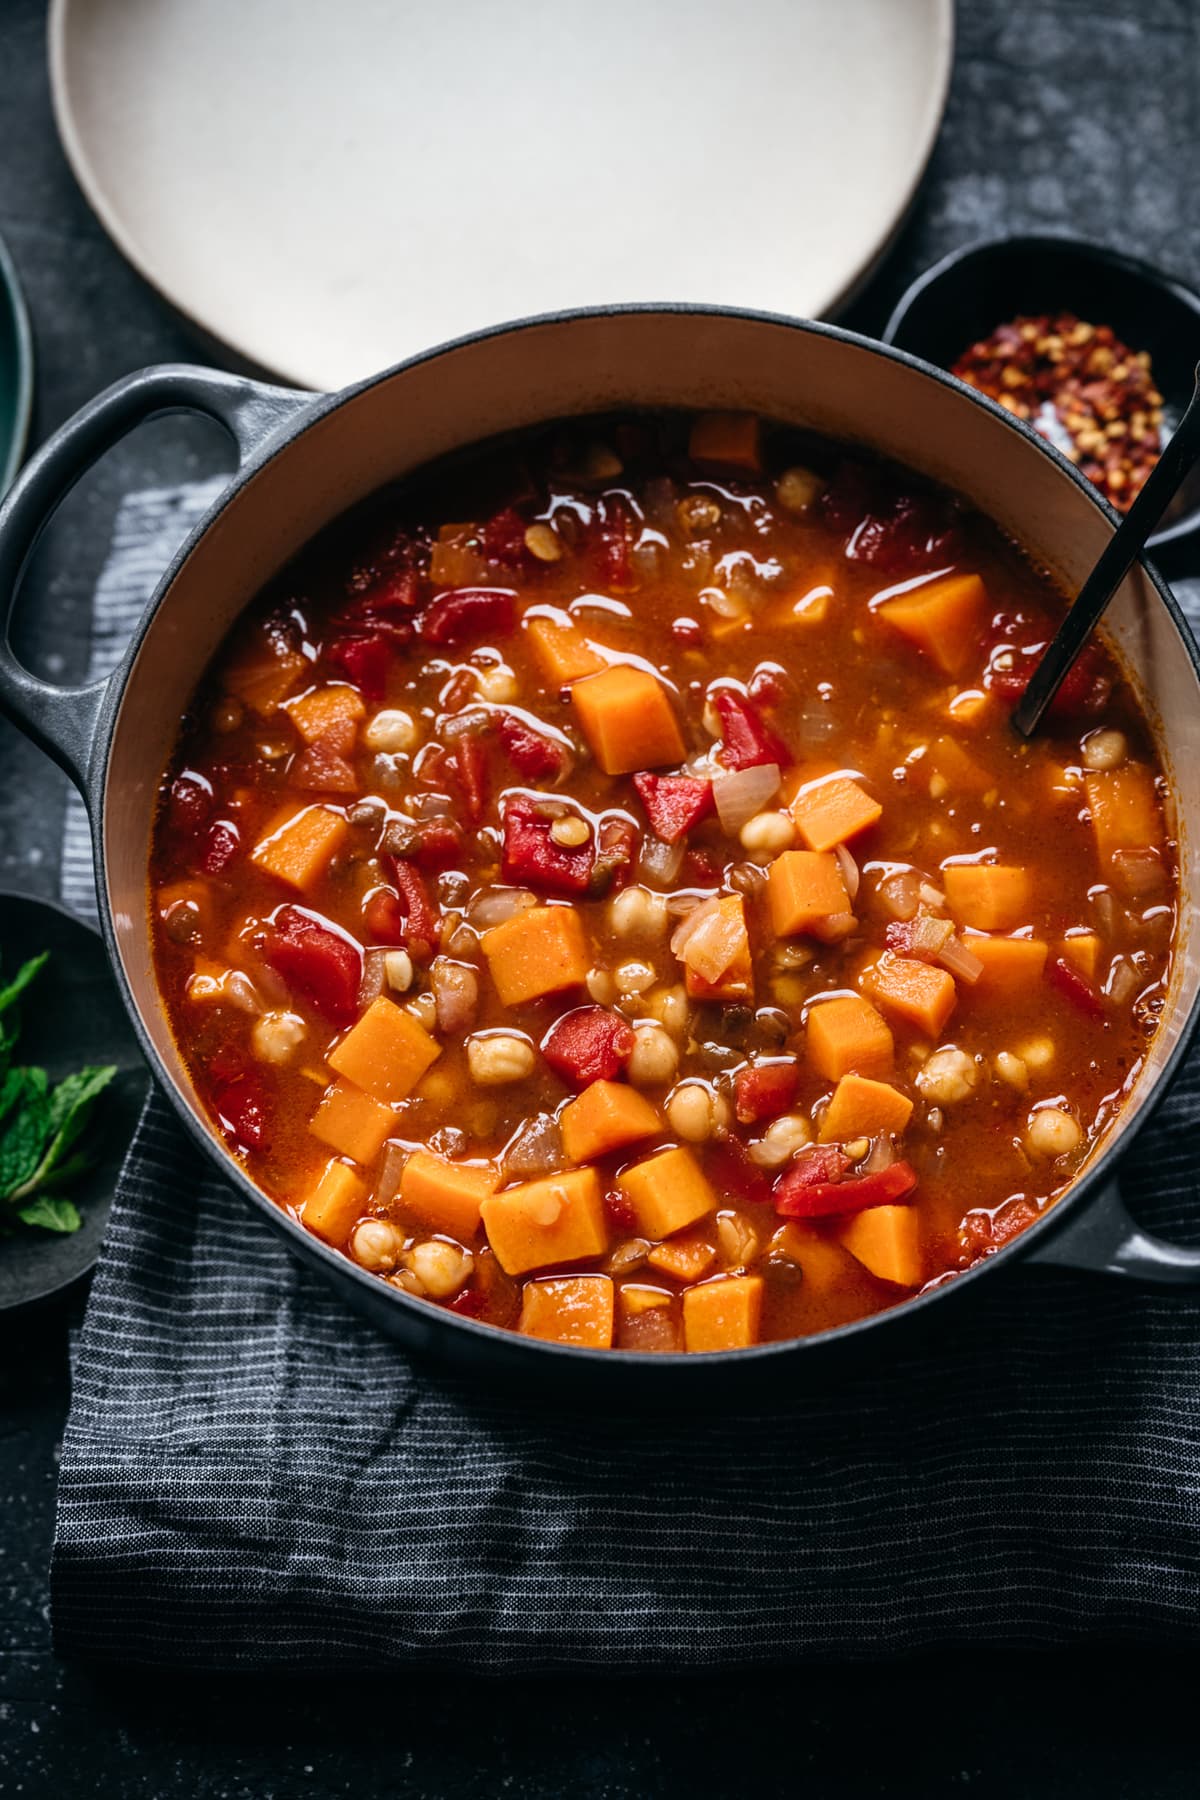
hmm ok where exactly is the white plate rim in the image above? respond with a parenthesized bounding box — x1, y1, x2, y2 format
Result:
(47, 0, 956, 395)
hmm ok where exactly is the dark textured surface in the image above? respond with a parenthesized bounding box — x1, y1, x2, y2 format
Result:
(2, 0, 1200, 1791)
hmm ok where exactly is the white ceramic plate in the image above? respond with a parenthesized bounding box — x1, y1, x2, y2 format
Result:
(50, 0, 953, 393)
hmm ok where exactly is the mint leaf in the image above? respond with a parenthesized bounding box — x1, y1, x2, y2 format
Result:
(0, 951, 48, 1019)
(16, 1195, 81, 1234)
(0, 1067, 25, 1129)
(6, 1064, 115, 1206)
(0, 1068, 50, 1199)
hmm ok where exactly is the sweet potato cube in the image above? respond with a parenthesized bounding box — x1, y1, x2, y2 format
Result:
(681, 893, 754, 1002)
(876, 572, 986, 675)
(526, 614, 605, 687)
(682, 1276, 764, 1352)
(836, 1204, 921, 1287)
(819, 1073, 913, 1143)
(928, 736, 989, 795)
(619, 1283, 675, 1318)
(480, 1168, 608, 1275)
(284, 684, 366, 749)
(864, 955, 957, 1036)
(481, 905, 590, 1006)
(251, 804, 348, 892)
(301, 1159, 367, 1246)
(767, 850, 851, 937)
(328, 995, 441, 1103)
(645, 1226, 718, 1283)
(309, 1078, 395, 1164)
(571, 665, 685, 775)
(789, 774, 882, 852)
(768, 1222, 855, 1293)
(400, 1151, 500, 1243)
(518, 1276, 615, 1348)
(946, 687, 991, 726)
(560, 1080, 660, 1164)
(1062, 932, 1102, 982)
(965, 934, 1048, 999)
(806, 995, 893, 1081)
(1084, 765, 1163, 864)
(688, 411, 762, 471)
(224, 642, 307, 714)
(616, 1145, 716, 1242)
(943, 863, 1032, 932)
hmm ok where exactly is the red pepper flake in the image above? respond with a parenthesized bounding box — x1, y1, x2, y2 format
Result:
(951, 313, 1164, 512)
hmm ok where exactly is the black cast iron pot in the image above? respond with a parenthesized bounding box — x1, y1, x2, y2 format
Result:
(1, 306, 1198, 1394)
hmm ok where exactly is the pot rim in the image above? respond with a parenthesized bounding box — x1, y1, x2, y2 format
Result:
(87, 300, 1200, 1374)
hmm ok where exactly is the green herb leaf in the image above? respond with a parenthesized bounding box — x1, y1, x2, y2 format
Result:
(0, 1067, 51, 1200)
(6, 1064, 116, 1206)
(16, 1195, 81, 1234)
(0, 951, 48, 1019)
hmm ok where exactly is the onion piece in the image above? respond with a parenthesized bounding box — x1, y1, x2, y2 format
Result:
(713, 762, 781, 833)
(1105, 956, 1139, 1006)
(937, 934, 984, 986)
(861, 1135, 897, 1174)
(639, 834, 685, 888)
(878, 869, 920, 921)
(670, 895, 720, 958)
(467, 886, 536, 929)
(918, 880, 947, 913)
(375, 1142, 408, 1209)
(358, 947, 388, 1008)
(834, 843, 860, 901)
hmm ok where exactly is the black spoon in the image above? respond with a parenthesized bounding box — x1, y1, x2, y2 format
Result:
(1013, 360, 1200, 738)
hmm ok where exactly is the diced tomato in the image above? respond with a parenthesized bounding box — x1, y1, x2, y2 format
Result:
(449, 1286, 488, 1319)
(632, 772, 714, 843)
(704, 1137, 772, 1206)
(339, 568, 421, 632)
(419, 587, 516, 646)
(959, 1195, 1039, 1264)
(290, 741, 358, 793)
(212, 1071, 272, 1152)
(541, 1006, 635, 1088)
(200, 819, 241, 876)
(734, 1062, 799, 1126)
(168, 770, 213, 836)
(501, 796, 594, 895)
(819, 462, 961, 575)
(681, 846, 722, 887)
(774, 1155, 918, 1218)
(604, 1188, 639, 1234)
(1048, 955, 1107, 1020)
(481, 507, 531, 569)
(262, 905, 362, 1025)
(672, 616, 702, 645)
(987, 642, 1113, 719)
(327, 633, 392, 700)
(408, 819, 465, 873)
(589, 497, 634, 590)
(590, 816, 640, 896)
(817, 461, 873, 535)
(497, 712, 570, 781)
(712, 689, 792, 771)
(450, 730, 490, 825)
(368, 856, 439, 957)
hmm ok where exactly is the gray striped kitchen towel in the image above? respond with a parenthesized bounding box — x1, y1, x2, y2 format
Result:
(49, 486, 1200, 1666)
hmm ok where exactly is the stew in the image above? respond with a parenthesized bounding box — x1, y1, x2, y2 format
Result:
(150, 410, 1177, 1353)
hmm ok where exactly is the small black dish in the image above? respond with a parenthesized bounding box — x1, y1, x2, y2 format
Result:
(882, 234, 1200, 577)
(0, 890, 148, 1313)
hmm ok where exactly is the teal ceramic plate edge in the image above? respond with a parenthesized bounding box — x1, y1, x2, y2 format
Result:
(0, 228, 34, 495)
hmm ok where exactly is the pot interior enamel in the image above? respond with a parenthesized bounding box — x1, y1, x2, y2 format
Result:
(100, 310, 1200, 1308)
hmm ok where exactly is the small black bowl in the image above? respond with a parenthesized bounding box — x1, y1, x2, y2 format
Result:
(882, 234, 1200, 576)
(0, 891, 148, 1312)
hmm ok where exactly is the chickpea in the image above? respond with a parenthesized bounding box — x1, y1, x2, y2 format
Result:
(406, 991, 438, 1031)
(474, 665, 519, 704)
(994, 1050, 1029, 1092)
(627, 1023, 679, 1087)
(615, 958, 657, 996)
(739, 811, 795, 860)
(524, 522, 563, 562)
(408, 1239, 474, 1298)
(1082, 728, 1128, 771)
(1017, 1036, 1055, 1071)
(350, 1218, 404, 1273)
(666, 1080, 729, 1143)
(466, 1033, 536, 1085)
(716, 1209, 762, 1270)
(749, 1112, 812, 1169)
(644, 982, 690, 1038)
(586, 967, 618, 1006)
(250, 1010, 306, 1065)
(384, 949, 414, 993)
(364, 708, 418, 753)
(550, 815, 591, 848)
(775, 465, 822, 515)
(1026, 1106, 1083, 1159)
(915, 1046, 980, 1106)
(610, 884, 669, 940)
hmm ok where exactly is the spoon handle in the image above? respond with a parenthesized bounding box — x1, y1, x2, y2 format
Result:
(1012, 361, 1200, 738)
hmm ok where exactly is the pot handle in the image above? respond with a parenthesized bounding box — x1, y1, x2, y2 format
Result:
(1026, 1176, 1200, 1285)
(0, 363, 314, 792)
